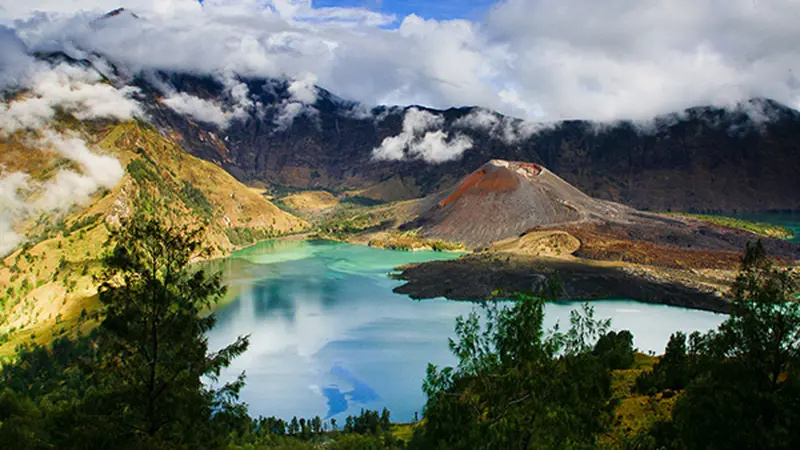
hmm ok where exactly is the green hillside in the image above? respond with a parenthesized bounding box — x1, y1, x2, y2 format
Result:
(0, 120, 306, 357)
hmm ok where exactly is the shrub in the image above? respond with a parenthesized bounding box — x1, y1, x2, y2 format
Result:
(593, 329, 635, 370)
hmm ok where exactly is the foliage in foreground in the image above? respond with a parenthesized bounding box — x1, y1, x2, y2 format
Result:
(630, 240, 800, 450)
(411, 240, 800, 449)
(226, 409, 404, 449)
(410, 284, 634, 449)
(0, 216, 407, 449)
(0, 216, 249, 449)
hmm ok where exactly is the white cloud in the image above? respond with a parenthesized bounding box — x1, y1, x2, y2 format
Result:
(4, 0, 800, 123)
(159, 72, 263, 128)
(34, 131, 124, 210)
(0, 132, 125, 256)
(0, 62, 143, 134)
(373, 107, 473, 163)
(0, 97, 53, 132)
(273, 72, 319, 130)
(1, 0, 202, 21)
(339, 102, 373, 120)
(162, 92, 231, 128)
(274, 100, 316, 130)
(410, 130, 473, 163)
(0, 26, 37, 89)
(453, 108, 497, 130)
(373, 108, 443, 160)
(0, 41, 133, 254)
(453, 108, 553, 144)
(485, 0, 800, 121)
(0, 171, 30, 256)
(287, 72, 317, 104)
(222, 73, 259, 120)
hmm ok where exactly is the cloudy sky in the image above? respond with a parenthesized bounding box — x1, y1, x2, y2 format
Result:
(1, 0, 800, 121)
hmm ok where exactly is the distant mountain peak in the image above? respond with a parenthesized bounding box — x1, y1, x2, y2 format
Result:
(104, 8, 139, 19)
(90, 7, 140, 29)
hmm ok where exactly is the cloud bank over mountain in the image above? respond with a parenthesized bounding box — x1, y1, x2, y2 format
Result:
(0, 63, 142, 133)
(2, 0, 799, 123)
(0, 132, 125, 256)
(0, 37, 134, 255)
(373, 108, 473, 163)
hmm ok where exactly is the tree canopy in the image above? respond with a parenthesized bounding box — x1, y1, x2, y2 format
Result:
(411, 290, 632, 449)
(0, 216, 250, 449)
(670, 241, 800, 450)
(631, 240, 800, 450)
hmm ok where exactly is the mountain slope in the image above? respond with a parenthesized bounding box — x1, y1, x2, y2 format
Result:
(406, 160, 630, 247)
(400, 159, 800, 262)
(134, 71, 800, 213)
(0, 119, 305, 354)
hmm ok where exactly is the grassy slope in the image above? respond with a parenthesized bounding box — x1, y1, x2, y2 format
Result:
(666, 212, 794, 239)
(278, 190, 340, 213)
(0, 120, 306, 357)
(302, 197, 465, 251)
(601, 353, 675, 448)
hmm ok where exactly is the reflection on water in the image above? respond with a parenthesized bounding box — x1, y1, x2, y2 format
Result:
(324, 365, 380, 417)
(206, 240, 725, 422)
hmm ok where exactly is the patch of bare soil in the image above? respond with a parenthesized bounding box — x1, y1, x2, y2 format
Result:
(281, 190, 340, 212)
(348, 176, 422, 203)
(490, 230, 581, 257)
(557, 215, 799, 270)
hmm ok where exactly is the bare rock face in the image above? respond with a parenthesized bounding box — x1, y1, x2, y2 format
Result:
(408, 160, 631, 248)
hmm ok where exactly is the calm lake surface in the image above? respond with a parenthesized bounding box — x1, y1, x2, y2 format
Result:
(206, 240, 727, 422)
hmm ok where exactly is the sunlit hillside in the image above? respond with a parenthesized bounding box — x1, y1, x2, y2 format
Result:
(0, 118, 306, 356)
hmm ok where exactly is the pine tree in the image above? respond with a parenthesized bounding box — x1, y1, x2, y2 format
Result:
(94, 216, 250, 448)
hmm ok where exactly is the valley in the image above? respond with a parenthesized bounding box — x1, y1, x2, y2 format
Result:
(265, 160, 798, 314)
(1, 60, 797, 368)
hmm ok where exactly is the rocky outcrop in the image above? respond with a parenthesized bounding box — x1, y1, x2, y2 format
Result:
(392, 254, 733, 314)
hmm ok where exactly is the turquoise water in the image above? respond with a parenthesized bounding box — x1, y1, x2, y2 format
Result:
(206, 240, 726, 422)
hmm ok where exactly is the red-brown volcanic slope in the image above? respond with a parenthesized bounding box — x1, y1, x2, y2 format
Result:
(411, 160, 631, 248)
(406, 160, 799, 267)
(439, 165, 522, 207)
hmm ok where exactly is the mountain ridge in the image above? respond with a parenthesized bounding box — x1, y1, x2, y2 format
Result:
(18, 45, 800, 214)
(127, 69, 800, 214)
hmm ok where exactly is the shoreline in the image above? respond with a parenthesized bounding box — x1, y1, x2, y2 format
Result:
(217, 234, 736, 314)
(391, 254, 733, 314)
(212, 235, 736, 313)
